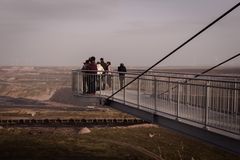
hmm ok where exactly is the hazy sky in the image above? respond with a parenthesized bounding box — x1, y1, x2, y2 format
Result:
(0, 0, 240, 67)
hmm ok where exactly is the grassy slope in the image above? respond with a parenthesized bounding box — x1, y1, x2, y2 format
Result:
(0, 126, 239, 160)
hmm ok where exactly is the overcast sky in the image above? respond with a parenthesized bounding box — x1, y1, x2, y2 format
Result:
(0, 0, 240, 67)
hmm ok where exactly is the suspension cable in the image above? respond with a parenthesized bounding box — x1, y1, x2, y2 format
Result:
(193, 53, 240, 79)
(157, 52, 240, 97)
(106, 2, 240, 102)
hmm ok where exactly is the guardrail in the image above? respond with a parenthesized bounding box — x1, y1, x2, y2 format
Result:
(72, 69, 240, 139)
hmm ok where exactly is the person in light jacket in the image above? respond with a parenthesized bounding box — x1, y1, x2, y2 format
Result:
(96, 62, 104, 90)
(106, 61, 112, 88)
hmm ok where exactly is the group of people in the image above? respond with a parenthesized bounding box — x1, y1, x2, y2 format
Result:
(81, 56, 127, 94)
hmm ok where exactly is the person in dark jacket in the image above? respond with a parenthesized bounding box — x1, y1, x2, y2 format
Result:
(81, 59, 90, 93)
(117, 63, 127, 89)
(86, 56, 97, 94)
(106, 61, 112, 88)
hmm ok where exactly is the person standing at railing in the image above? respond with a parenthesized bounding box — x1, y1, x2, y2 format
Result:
(106, 61, 112, 88)
(100, 58, 107, 90)
(81, 60, 90, 93)
(86, 56, 97, 94)
(118, 63, 127, 89)
(96, 62, 104, 90)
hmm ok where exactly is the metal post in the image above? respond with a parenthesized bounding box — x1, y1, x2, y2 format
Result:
(168, 77, 171, 101)
(112, 75, 114, 100)
(177, 83, 180, 120)
(227, 85, 230, 122)
(234, 82, 238, 130)
(205, 81, 210, 128)
(154, 77, 157, 113)
(123, 78, 126, 104)
(72, 71, 74, 92)
(137, 78, 140, 108)
(96, 72, 99, 96)
(77, 71, 80, 94)
(187, 84, 190, 106)
(234, 82, 238, 113)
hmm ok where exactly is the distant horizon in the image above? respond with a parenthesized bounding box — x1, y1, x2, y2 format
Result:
(0, 65, 240, 69)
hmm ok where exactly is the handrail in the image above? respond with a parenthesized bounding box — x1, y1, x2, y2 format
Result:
(132, 70, 240, 78)
(73, 70, 240, 83)
(72, 70, 240, 90)
(73, 69, 240, 78)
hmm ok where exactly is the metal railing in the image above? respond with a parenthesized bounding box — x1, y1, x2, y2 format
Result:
(72, 69, 240, 139)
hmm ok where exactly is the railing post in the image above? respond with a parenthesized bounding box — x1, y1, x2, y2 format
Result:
(77, 71, 80, 94)
(72, 71, 74, 92)
(234, 82, 238, 129)
(187, 84, 190, 106)
(137, 78, 140, 108)
(154, 76, 157, 113)
(99, 74, 102, 96)
(112, 75, 114, 100)
(177, 82, 180, 120)
(168, 77, 172, 102)
(234, 82, 238, 114)
(205, 81, 210, 128)
(123, 78, 126, 104)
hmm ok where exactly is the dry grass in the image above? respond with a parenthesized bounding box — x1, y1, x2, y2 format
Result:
(0, 126, 239, 160)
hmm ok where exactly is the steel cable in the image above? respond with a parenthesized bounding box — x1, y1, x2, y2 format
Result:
(105, 2, 240, 102)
